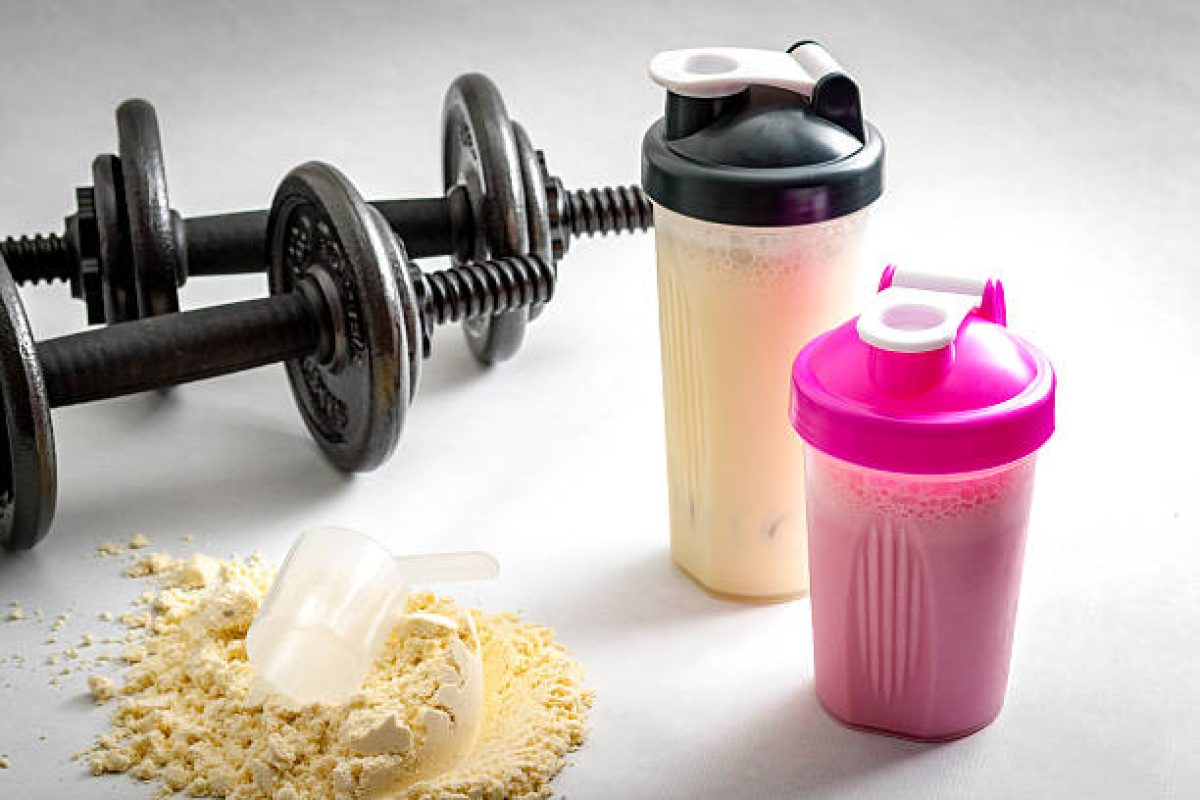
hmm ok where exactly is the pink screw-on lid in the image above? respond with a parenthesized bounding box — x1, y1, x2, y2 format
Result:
(789, 266, 1055, 475)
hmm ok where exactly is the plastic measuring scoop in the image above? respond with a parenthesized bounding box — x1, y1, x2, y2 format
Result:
(246, 526, 499, 706)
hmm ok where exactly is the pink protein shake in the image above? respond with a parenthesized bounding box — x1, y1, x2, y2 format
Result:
(790, 267, 1055, 741)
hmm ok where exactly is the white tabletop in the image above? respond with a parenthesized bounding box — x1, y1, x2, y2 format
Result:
(0, 1, 1197, 797)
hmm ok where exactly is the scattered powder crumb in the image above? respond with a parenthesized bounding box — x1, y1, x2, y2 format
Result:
(180, 534, 194, 543)
(83, 550, 591, 800)
(174, 553, 223, 589)
(45, 636, 57, 645)
(127, 533, 150, 550)
(0, 755, 7, 768)
(117, 611, 150, 629)
(52, 612, 70, 631)
(123, 552, 174, 578)
(64, 647, 79, 659)
(99, 612, 114, 622)
(7, 607, 24, 621)
(87, 674, 117, 705)
(96, 542, 127, 557)
(81, 633, 95, 647)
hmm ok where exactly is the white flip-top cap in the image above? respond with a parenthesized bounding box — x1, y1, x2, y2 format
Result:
(649, 42, 847, 99)
(856, 268, 989, 353)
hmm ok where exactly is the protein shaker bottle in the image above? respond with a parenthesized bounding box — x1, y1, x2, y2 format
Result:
(790, 267, 1056, 740)
(642, 43, 885, 601)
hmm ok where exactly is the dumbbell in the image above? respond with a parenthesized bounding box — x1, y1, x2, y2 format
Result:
(0, 74, 651, 363)
(0, 161, 557, 551)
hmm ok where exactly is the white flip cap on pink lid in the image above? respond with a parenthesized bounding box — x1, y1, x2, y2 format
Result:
(790, 267, 1055, 475)
(856, 269, 992, 353)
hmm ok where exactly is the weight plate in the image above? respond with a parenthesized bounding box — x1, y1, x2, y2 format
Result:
(91, 155, 139, 324)
(511, 121, 553, 321)
(116, 99, 181, 319)
(442, 74, 529, 364)
(267, 162, 412, 473)
(0, 259, 56, 550)
(364, 205, 422, 406)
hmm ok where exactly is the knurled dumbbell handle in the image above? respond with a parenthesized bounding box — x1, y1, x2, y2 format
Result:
(186, 197, 454, 276)
(37, 291, 321, 407)
(1, 182, 649, 288)
(184, 211, 272, 276)
(35, 250, 557, 407)
(373, 197, 457, 260)
(172, 185, 653, 277)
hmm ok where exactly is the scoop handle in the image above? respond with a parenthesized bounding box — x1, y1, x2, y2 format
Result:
(394, 551, 500, 584)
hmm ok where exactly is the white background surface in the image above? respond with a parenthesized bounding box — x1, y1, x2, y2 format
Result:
(0, 1, 1197, 797)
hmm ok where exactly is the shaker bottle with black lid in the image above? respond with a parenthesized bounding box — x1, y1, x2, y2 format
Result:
(642, 42, 885, 601)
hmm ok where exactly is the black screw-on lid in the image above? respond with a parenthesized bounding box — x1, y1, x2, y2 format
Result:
(641, 43, 884, 227)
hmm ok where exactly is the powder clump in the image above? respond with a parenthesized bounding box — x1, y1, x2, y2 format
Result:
(87, 674, 117, 704)
(123, 552, 175, 578)
(84, 550, 591, 799)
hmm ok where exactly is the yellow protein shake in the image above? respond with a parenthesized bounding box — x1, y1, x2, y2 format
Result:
(641, 43, 885, 600)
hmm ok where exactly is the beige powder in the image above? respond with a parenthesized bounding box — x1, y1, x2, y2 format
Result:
(124, 552, 175, 578)
(84, 552, 591, 799)
(88, 674, 117, 704)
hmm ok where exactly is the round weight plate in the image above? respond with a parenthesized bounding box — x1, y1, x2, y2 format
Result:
(511, 121, 553, 321)
(91, 154, 139, 324)
(366, 205, 423, 407)
(116, 99, 181, 319)
(442, 74, 529, 364)
(267, 162, 413, 473)
(0, 260, 56, 550)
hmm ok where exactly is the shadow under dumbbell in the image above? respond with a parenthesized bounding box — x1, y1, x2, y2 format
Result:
(415, 332, 493, 399)
(45, 393, 349, 544)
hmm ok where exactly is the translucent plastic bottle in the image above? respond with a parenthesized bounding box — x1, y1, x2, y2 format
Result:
(642, 44, 885, 600)
(790, 267, 1056, 739)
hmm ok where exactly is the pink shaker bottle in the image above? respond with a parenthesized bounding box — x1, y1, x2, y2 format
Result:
(789, 266, 1056, 740)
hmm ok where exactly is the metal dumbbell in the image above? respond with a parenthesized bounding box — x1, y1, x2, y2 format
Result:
(1, 74, 651, 363)
(0, 161, 557, 551)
